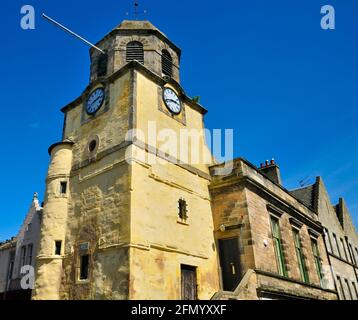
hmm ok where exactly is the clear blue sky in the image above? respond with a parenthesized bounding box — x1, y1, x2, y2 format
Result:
(0, 0, 357, 241)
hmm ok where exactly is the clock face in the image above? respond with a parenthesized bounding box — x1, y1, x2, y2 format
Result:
(86, 88, 105, 115)
(163, 88, 182, 115)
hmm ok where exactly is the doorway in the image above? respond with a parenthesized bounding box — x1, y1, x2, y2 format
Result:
(181, 265, 197, 300)
(218, 237, 242, 291)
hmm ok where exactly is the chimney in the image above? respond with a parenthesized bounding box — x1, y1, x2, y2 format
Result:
(258, 158, 282, 185)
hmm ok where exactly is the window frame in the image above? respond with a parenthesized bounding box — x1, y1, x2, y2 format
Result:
(126, 41, 144, 64)
(311, 239, 324, 286)
(337, 276, 346, 300)
(79, 254, 90, 281)
(26, 244, 33, 265)
(60, 181, 68, 195)
(332, 233, 341, 258)
(340, 238, 348, 261)
(97, 52, 108, 77)
(344, 278, 353, 300)
(293, 229, 309, 283)
(352, 282, 358, 300)
(55, 241, 62, 256)
(324, 228, 333, 253)
(178, 198, 188, 222)
(161, 49, 173, 78)
(20, 246, 27, 269)
(270, 216, 287, 277)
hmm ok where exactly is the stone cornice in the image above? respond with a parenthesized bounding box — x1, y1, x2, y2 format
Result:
(69, 138, 211, 181)
(210, 157, 319, 214)
(210, 174, 323, 233)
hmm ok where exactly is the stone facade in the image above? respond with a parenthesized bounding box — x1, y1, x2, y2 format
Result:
(210, 159, 337, 300)
(292, 178, 358, 300)
(32, 20, 219, 300)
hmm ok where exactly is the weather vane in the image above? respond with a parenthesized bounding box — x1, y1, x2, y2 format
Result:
(126, 1, 147, 20)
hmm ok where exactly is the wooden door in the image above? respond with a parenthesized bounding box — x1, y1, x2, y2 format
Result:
(218, 238, 241, 291)
(181, 265, 197, 300)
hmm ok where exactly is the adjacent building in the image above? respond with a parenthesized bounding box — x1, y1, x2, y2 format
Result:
(0, 193, 42, 300)
(210, 159, 337, 300)
(291, 178, 358, 300)
(0, 238, 16, 299)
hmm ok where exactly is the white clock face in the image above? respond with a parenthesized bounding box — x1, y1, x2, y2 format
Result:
(163, 88, 182, 115)
(86, 88, 105, 115)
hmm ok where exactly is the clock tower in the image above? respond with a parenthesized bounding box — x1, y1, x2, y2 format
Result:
(33, 20, 220, 300)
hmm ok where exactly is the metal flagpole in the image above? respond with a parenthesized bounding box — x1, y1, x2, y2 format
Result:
(42, 13, 106, 54)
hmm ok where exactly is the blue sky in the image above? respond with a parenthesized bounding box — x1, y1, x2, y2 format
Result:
(0, 0, 357, 241)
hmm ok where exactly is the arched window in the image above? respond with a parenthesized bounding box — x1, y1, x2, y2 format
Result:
(162, 50, 173, 77)
(97, 53, 108, 77)
(126, 41, 144, 64)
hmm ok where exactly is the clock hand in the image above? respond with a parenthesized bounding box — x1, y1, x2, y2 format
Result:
(92, 96, 103, 104)
(167, 99, 179, 104)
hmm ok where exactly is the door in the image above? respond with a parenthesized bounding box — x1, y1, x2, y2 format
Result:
(181, 265, 197, 300)
(218, 238, 241, 291)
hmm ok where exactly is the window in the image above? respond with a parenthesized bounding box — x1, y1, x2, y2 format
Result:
(7, 251, 15, 280)
(352, 282, 358, 300)
(337, 276, 346, 300)
(79, 255, 89, 280)
(27, 244, 33, 265)
(345, 279, 353, 300)
(20, 246, 26, 268)
(162, 50, 173, 77)
(26, 223, 32, 232)
(88, 140, 97, 153)
(55, 241, 62, 256)
(311, 239, 324, 286)
(355, 248, 358, 265)
(126, 41, 144, 64)
(270, 217, 287, 277)
(340, 238, 348, 261)
(178, 199, 188, 222)
(324, 228, 333, 253)
(97, 53, 108, 77)
(332, 233, 341, 257)
(293, 229, 309, 283)
(348, 243, 356, 265)
(60, 182, 67, 195)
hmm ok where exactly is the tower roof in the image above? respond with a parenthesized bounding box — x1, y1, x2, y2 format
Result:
(115, 20, 166, 35)
(94, 20, 181, 56)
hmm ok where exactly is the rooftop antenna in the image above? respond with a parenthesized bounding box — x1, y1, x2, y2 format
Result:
(42, 13, 105, 54)
(299, 176, 312, 188)
(125, 1, 147, 20)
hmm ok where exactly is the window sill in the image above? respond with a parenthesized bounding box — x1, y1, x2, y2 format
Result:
(55, 194, 68, 199)
(177, 220, 189, 226)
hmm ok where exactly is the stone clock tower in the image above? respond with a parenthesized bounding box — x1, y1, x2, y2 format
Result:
(33, 20, 220, 300)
